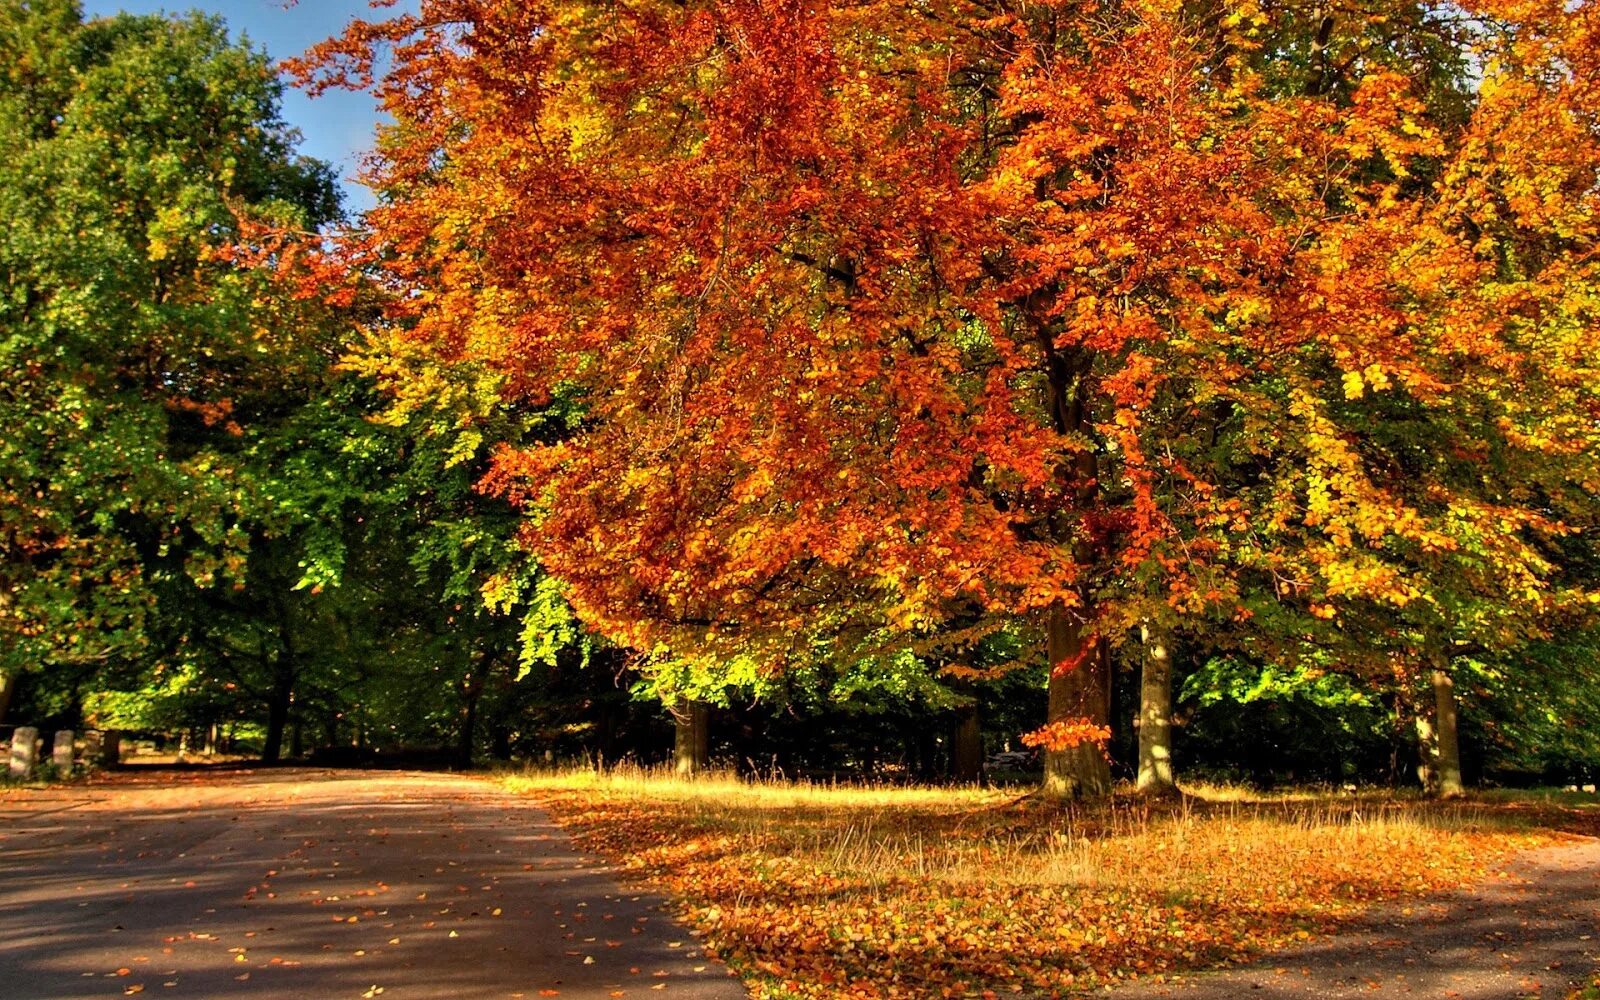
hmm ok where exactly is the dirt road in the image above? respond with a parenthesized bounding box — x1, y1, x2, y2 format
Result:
(0, 768, 748, 1000)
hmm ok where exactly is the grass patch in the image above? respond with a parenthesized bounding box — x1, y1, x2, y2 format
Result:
(506, 766, 1592, 999)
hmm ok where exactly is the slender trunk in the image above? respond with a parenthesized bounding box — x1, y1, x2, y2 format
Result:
(265, 595, 299, 765)
(672, 699, 709, 775)
(1136, 626, 1178, 795)
(916, 727, 938, 782)
(1386, 691, 1406, 787)
(1430, 659, 1465, 798)
(596, 701, 619, 766)
(0, 669, 14, 726)
(490, 724, 512, 761)
(262, 668, 293, 764)
(1043, 605, 1113, 799)
(458, 657, 489, 769)
(1413, 702, 1436, 791)
(951, 704, 983, 783)
(458, 689, 480, 769)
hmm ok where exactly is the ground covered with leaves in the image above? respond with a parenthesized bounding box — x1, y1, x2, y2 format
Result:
(508, 771, 1598, 999)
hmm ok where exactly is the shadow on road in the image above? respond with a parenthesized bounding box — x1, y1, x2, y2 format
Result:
(0, 769, 747, 1000)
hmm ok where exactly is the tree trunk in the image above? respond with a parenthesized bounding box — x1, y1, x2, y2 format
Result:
(458, 657, 489, 770)
(1413, 701, 1436, 791)
(0, 669, 14, 726)
(916, 726, 939, 782)
(1043, 605, 1113, 800)
(1430, 660, 1465, 798)
(262, 669, 293, 764)
(1034, 321, 1108, 800)
(951, 704, 983, 784)
(490, 726, 512, 761)
(596, 701, 619, 766)
(458, 689, 480, 769)
(1136, 625, 1178, 795)
(672, 699, 709, 775)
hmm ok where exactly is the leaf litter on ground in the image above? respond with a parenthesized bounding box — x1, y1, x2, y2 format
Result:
(506, 767, 1598, 999)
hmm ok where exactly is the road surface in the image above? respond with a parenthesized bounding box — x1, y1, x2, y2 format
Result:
(0, 768, 748, 1000)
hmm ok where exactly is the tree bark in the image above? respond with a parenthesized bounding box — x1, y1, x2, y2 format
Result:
(1430, 660, 1465, 798)
(1136, 625, 1178, 795)
(458, 656, 489, 769)
(261, 668, 293, 764)
(951, 703, 983, 784)
(1413, 700, 1436, 791)
(1033, 316, 1109, 800)
(0, 669, 14, 726)
(672, 699, 709, 775)
(458, 689, 480, 769)
(1042, 604, 1113, 800)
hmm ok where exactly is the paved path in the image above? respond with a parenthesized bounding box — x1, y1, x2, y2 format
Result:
(1112, 837, 1600, 999)
(0, 769, 748, 1000)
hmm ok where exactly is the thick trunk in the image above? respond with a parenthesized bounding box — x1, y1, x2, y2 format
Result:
(1430, 662, 1465, 798)
(1042, 605, 1113, 800)
(672, 699, 709, 775)
(1136, 626, 1177, 795)
(1035, 320, 1108, 800)
(951, 704, 983, 784)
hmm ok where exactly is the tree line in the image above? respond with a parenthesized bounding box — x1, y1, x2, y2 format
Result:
(3, 0, 1598, 795)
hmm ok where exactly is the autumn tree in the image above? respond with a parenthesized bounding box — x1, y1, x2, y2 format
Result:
(300, 0, 1598, 796)
(1196, 0, 1600, 795)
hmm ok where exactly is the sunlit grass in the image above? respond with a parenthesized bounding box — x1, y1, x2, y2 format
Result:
(504, 764, 1585, 998)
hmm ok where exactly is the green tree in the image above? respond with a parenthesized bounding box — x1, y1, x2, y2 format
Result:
(0, 0, 339, 729)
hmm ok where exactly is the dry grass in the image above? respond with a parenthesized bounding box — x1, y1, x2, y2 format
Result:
(506, 765, 1588, 999)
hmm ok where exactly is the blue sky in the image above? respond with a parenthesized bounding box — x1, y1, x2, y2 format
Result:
(81, 0, 420, 213)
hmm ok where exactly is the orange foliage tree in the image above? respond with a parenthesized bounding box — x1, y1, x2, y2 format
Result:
(296, 0, 1599, 796)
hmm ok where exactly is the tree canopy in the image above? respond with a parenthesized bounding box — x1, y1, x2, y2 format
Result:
(1, 0, 1596, 795)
